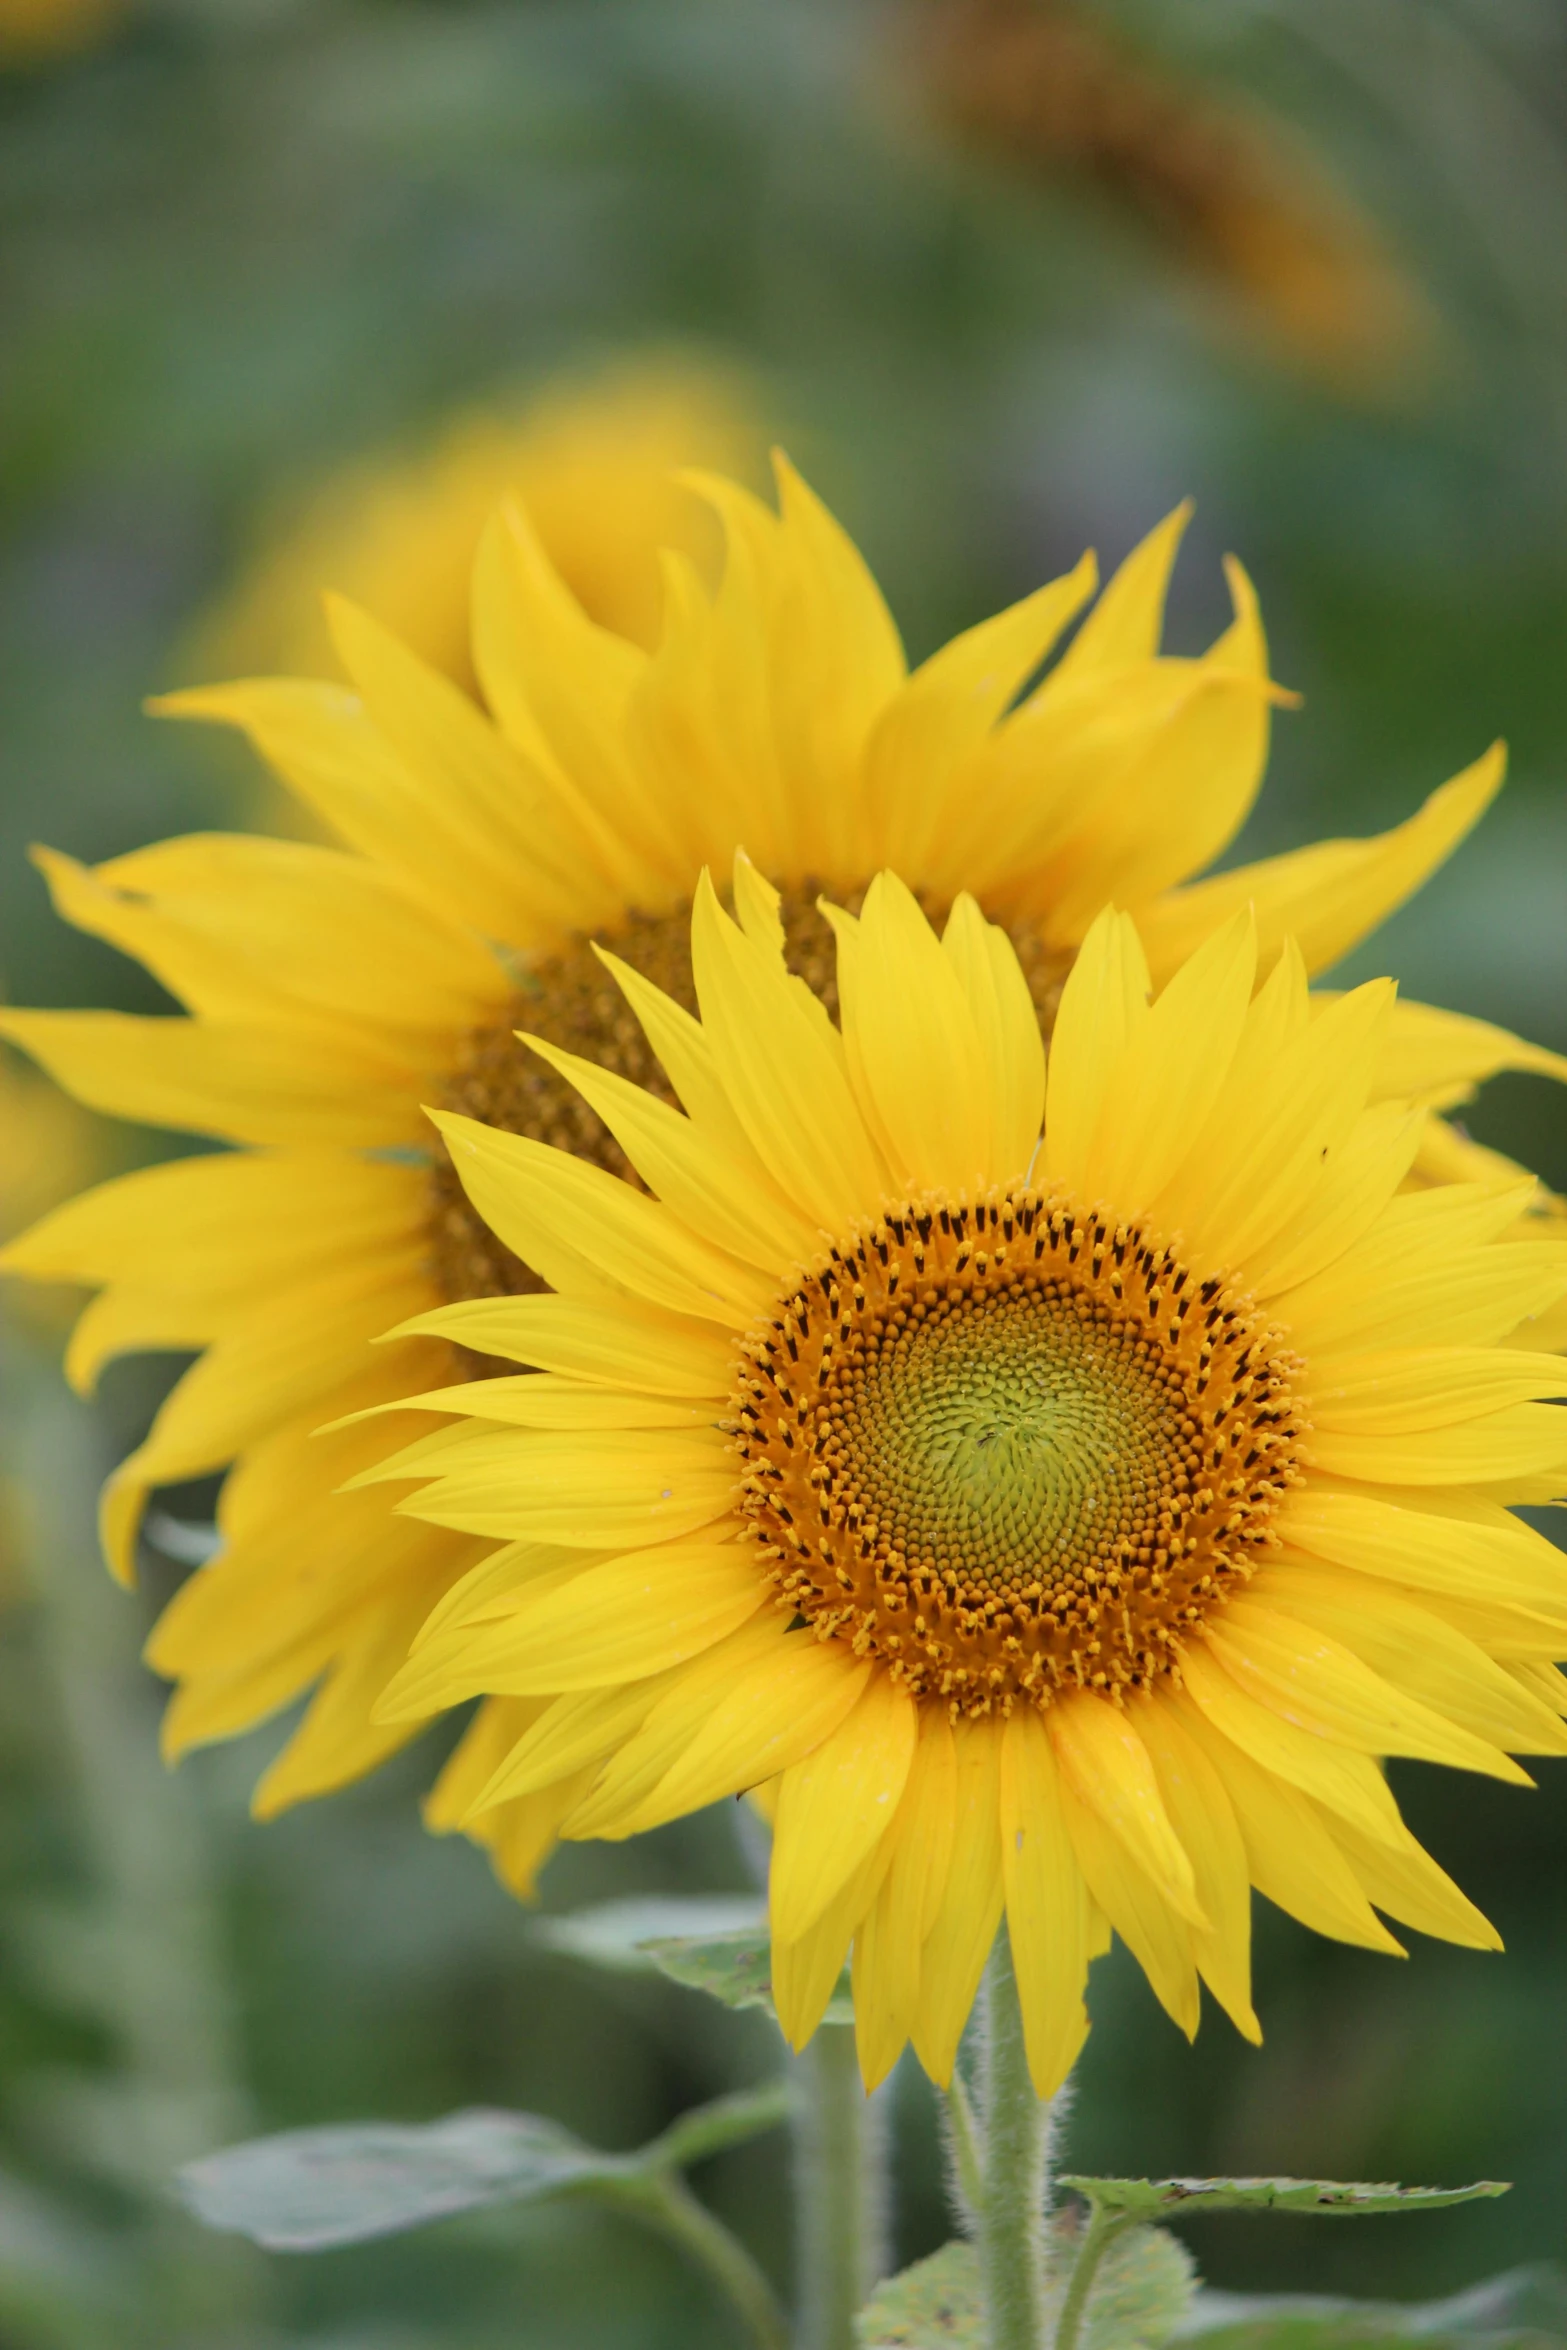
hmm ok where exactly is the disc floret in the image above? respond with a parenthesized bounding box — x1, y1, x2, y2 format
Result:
(734, 1185, 1306, 1716)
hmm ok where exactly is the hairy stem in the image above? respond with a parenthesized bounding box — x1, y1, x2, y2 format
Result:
(1051, 2205, 1132, 2350)
(977, 1928, 1052, 2350)
(793, 2022, 885, 2350)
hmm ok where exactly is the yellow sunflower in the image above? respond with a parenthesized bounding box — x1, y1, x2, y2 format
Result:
(191, 358, 765, 694)
(363, 872, 1567, 2093)
(1, 463, 1560, 1889)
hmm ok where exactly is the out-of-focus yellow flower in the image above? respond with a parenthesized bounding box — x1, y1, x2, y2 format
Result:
(194, 358, 768, 697)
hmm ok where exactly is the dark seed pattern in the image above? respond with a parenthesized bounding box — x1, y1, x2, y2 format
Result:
(731, 1187, 1305, 1717)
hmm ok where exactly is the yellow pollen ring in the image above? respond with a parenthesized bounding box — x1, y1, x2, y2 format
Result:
(732, 1187, 1306, 1719)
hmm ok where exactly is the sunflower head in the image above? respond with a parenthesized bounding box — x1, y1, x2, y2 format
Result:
(361, 863, 1567, 2095)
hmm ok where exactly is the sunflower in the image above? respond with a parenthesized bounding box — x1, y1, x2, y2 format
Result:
(362, 872, 1567, 2092)
(191, 358, 765, 694)
(1, 463, 1561, 1887)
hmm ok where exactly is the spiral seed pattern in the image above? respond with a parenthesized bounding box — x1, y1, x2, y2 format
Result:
(733, 1187, 1305, 1715)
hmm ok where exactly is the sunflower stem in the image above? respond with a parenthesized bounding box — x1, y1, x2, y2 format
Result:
(792, 2021, 885, 2350)
(976, 1927, 1053, 2350)
(1050, 2203, 1132, 2350)
(621, 2169, 790, 2350)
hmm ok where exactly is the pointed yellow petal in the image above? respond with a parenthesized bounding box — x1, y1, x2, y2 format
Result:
(1137, 745, 1507, 983)
(388, 1291, 729, 1395)
(999, 1708, 1094, 2098)
(770, 1674, 918, 1941)
(1048, 1692, 1203, 1923)
(1171, 1693, 1404, 1954)
(1040, 906, 1150, 1194)
(911, 1719, 1005, 2086)
(430, 1108, 769, 1326)
(1137, 1695, 1260, 2043)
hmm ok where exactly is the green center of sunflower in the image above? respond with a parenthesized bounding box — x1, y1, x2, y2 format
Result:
(733, 1189, 1304, 1716)
(426, 886, 1070, 1309)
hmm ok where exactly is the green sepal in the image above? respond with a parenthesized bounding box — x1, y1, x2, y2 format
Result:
(1060, 2178, 1510, 2221)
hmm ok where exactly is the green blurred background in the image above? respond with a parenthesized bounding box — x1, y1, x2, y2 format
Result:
(2, 0, 1567, 2342)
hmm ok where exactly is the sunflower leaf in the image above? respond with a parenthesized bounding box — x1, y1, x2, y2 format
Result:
(178, 2109, 615, 2250)
(1174, 2262, 1567, 2350)
(1061, 2178, 1510, 2220)
(641, 1923, 854, 2025)
(855, 2241, 982, 2345)
(855, 2224, 1198, 2349)
(177, 2081, 789, 2252)
(536, 1894, 765, 1974)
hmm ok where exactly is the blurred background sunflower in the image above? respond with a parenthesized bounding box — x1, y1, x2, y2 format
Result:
(2, 2, 1567, 2345)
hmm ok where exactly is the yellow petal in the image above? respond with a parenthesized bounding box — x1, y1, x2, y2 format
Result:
(863, 556, 1097, 879)
(1137, 1694, 1260, 2042)
(770, 1674, 918, 1941)
(1040, 906, 1150, 1194)
(1048, 1691, 1203, 1923)
(999, 1708, 1094, 2098)
(430, 1108, 770, 1326)
(568, 1621, 868, 1839)
(911, 1718, 1004, 2087)
(690, 873, 885, 1232)
(520, 1029, 820, 1271)
(151, 677, 567, 944)
(1324, 1809, 1500, 1952)
(1171, 1693, 1403, 1954)
(1206, 1599, 1529, 1782)
(1137, 744, 1507, 983)
(1056, 1755, 1201, 2037)
(0, 1008, 425, 1150)
(1257, 1561, 1567, 1759)
(388, 1291, 729, 1395)
(940, 893, 1047, 1182)
(1179, 1637, 1406, 1848)
(1370, 997, 1567, 1106)
(773, 1836, 893, 2051)
(852, 1706, 957, 2091)
(840, 873, 992, 1194)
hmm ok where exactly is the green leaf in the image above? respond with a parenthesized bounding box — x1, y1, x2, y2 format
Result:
(855, 2241, 982, 2345)
(178, 2107, 611, 2250)
(1177, 2263, 1567, 2350)
(855, 2226, 1197, 2350)
(1077, 2217, 1198, 2350)
(177, 2080, 791, 2253)
(642, 1924, 854, 2025)
(1060, 2178, 1510, 2220)
(536, 1894, 764, 1974)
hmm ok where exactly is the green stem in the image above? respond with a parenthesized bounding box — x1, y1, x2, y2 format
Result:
(1051, 2206, 1131, 2350)
(976, 1928, 1052, 2350)
(793, 2021, 884, 2350)
(624, 2170, 791, 2350)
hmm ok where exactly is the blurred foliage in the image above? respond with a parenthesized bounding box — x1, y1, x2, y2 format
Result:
(3, 0, 1567, 2342)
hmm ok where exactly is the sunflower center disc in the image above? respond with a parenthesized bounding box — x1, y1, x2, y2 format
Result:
(426, 887, 1071, 1305)
(734, 1188, 1305, 1716)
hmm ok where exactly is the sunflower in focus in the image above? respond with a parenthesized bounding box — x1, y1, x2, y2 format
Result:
(2, 461, 1561, 1891)
(364, 873, 1567, 2090)
(193, 359, 765, 695)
